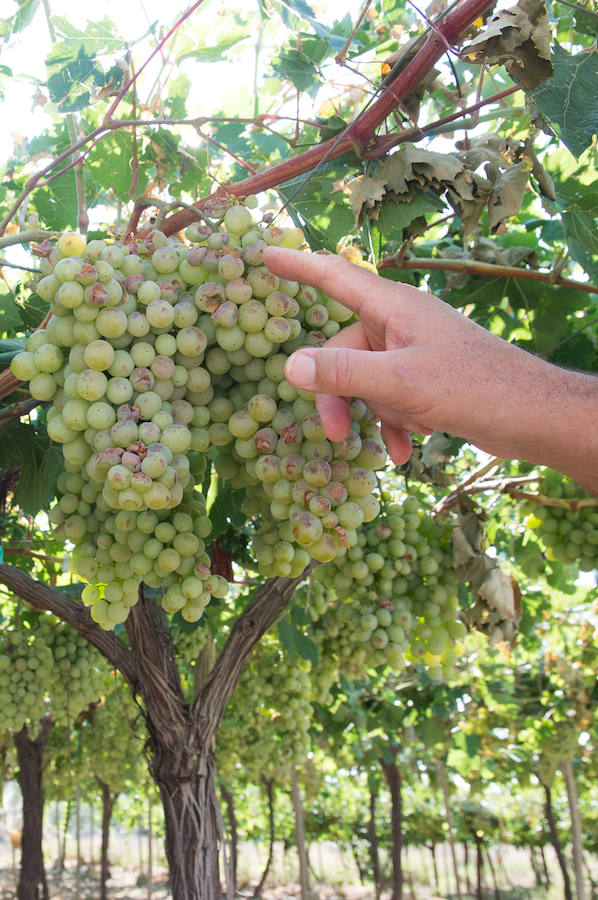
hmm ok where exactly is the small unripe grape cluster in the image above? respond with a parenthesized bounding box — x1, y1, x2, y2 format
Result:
(11, 203, 386, 628)
(310, 496, 466, 685)
(524, 470, 598, 572)
(0, 615, 109, 733)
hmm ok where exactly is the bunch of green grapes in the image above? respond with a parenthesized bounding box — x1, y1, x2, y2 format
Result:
(11, 204, 386, 628)
(0, 615, 109, 733)
(538, 724, 580, 786)
(52, 458, 227, 627)
(218, 635, 313, 777)
(525, 470, 598, 571)
(310, 496, 466, 684)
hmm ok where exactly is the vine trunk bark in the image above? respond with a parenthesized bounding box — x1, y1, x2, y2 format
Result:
(0, 559, 309, 899)
(543, 782, 573, 900)
(368, 784, 382, 899)
(562, 759, 586, 900)
(221, 782, 238, 893)
(291, 766, 310, 900)
(14, 717, 53, 900)
(380, 751, 402, 900)
(253, 777, 275, 899)
(97, 777, 114, 900)
(153, 745, 222, 899)
(473, 834, 484, 900)
(438, 759, 463, 900)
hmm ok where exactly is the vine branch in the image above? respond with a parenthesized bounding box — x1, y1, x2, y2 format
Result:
(0, 564, 136, 684)
(378, 255, 598, 295)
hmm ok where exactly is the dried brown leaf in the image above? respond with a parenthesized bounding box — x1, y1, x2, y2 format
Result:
(487, 161, 530, 234)
(461, 0, 553, 90)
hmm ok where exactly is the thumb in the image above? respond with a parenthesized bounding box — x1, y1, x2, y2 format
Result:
(285, 347, 403, 408)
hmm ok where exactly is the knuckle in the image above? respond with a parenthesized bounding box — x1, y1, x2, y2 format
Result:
(331, 349, 353, 392)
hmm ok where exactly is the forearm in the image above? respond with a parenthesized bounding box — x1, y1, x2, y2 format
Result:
(487, 361, 598, 495)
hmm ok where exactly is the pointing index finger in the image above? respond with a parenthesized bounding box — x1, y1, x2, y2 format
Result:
(262, 245, 408, 321)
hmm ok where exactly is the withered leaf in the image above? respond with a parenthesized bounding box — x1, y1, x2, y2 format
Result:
(335, 174, 386, 225)
(461, 0, 553, 90)
(487, 161, 530, 234)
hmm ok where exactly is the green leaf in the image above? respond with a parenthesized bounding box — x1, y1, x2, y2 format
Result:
(0, 295, 24, 334)
(293, 629, 319, 664)
(272, 47, 321, 93)
(0, 422, 62, 516)
(377, 191, 445, 242)
(278, 615, 297, 663)
(278, 614, 318, 663)
(0, 337, 27, 366)
(179, 36, 247, 62)
(18, 292, 47, 332)
(50, 15, 125, 55)
(561, 192, 598, 282)
(34, 171, 78, 231)
(291, 604, 311, 626)
(0, 0, 41, 42)
(529, 42, 598, 158)
(279, 160, 356, 251)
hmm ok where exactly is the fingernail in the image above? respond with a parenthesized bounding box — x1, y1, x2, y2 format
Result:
(286, 351, 315, 388)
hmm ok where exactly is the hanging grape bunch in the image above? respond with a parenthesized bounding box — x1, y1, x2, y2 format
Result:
(525, 470, 598, 571)
(0, 614, 109, 733)
(11, 201, 387, 629)
(307, 496, 466, 692)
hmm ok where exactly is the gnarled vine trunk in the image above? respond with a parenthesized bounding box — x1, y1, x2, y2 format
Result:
(221, 782, 238, 892)
(155, 749, 222, 899)
(253, 777, 275, 899)
(380, 750, 403, 900)
(97, 777, 115, 900)
(543, 782, 573, 900)
(14, 717, 53, 900)
(368, 784, 382, 899)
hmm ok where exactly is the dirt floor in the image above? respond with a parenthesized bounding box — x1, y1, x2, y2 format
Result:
(0, 865, 378, 900)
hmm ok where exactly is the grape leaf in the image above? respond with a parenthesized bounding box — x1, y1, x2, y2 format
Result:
(179, 36, 247, 63)
(487, 162, 529, 235)
(529, 42, 598, 158)
(278, 614, 318, 664)
(377, 191, 445, 242)
(461, 0, 552, 89)
(18, 291, 47, 332)
(560, 193, 598, 282)
(34, 172, 78, 231)
(0, 295, 24, 334)
(0, 422, 62, 516)
(279, 161, 356, 251)
(0, 0, 41, 42)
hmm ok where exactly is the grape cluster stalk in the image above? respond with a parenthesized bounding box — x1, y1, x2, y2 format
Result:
(11, 203, 386, 629)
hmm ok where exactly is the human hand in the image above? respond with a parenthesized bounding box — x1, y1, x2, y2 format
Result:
(262, 246, 593, 477)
